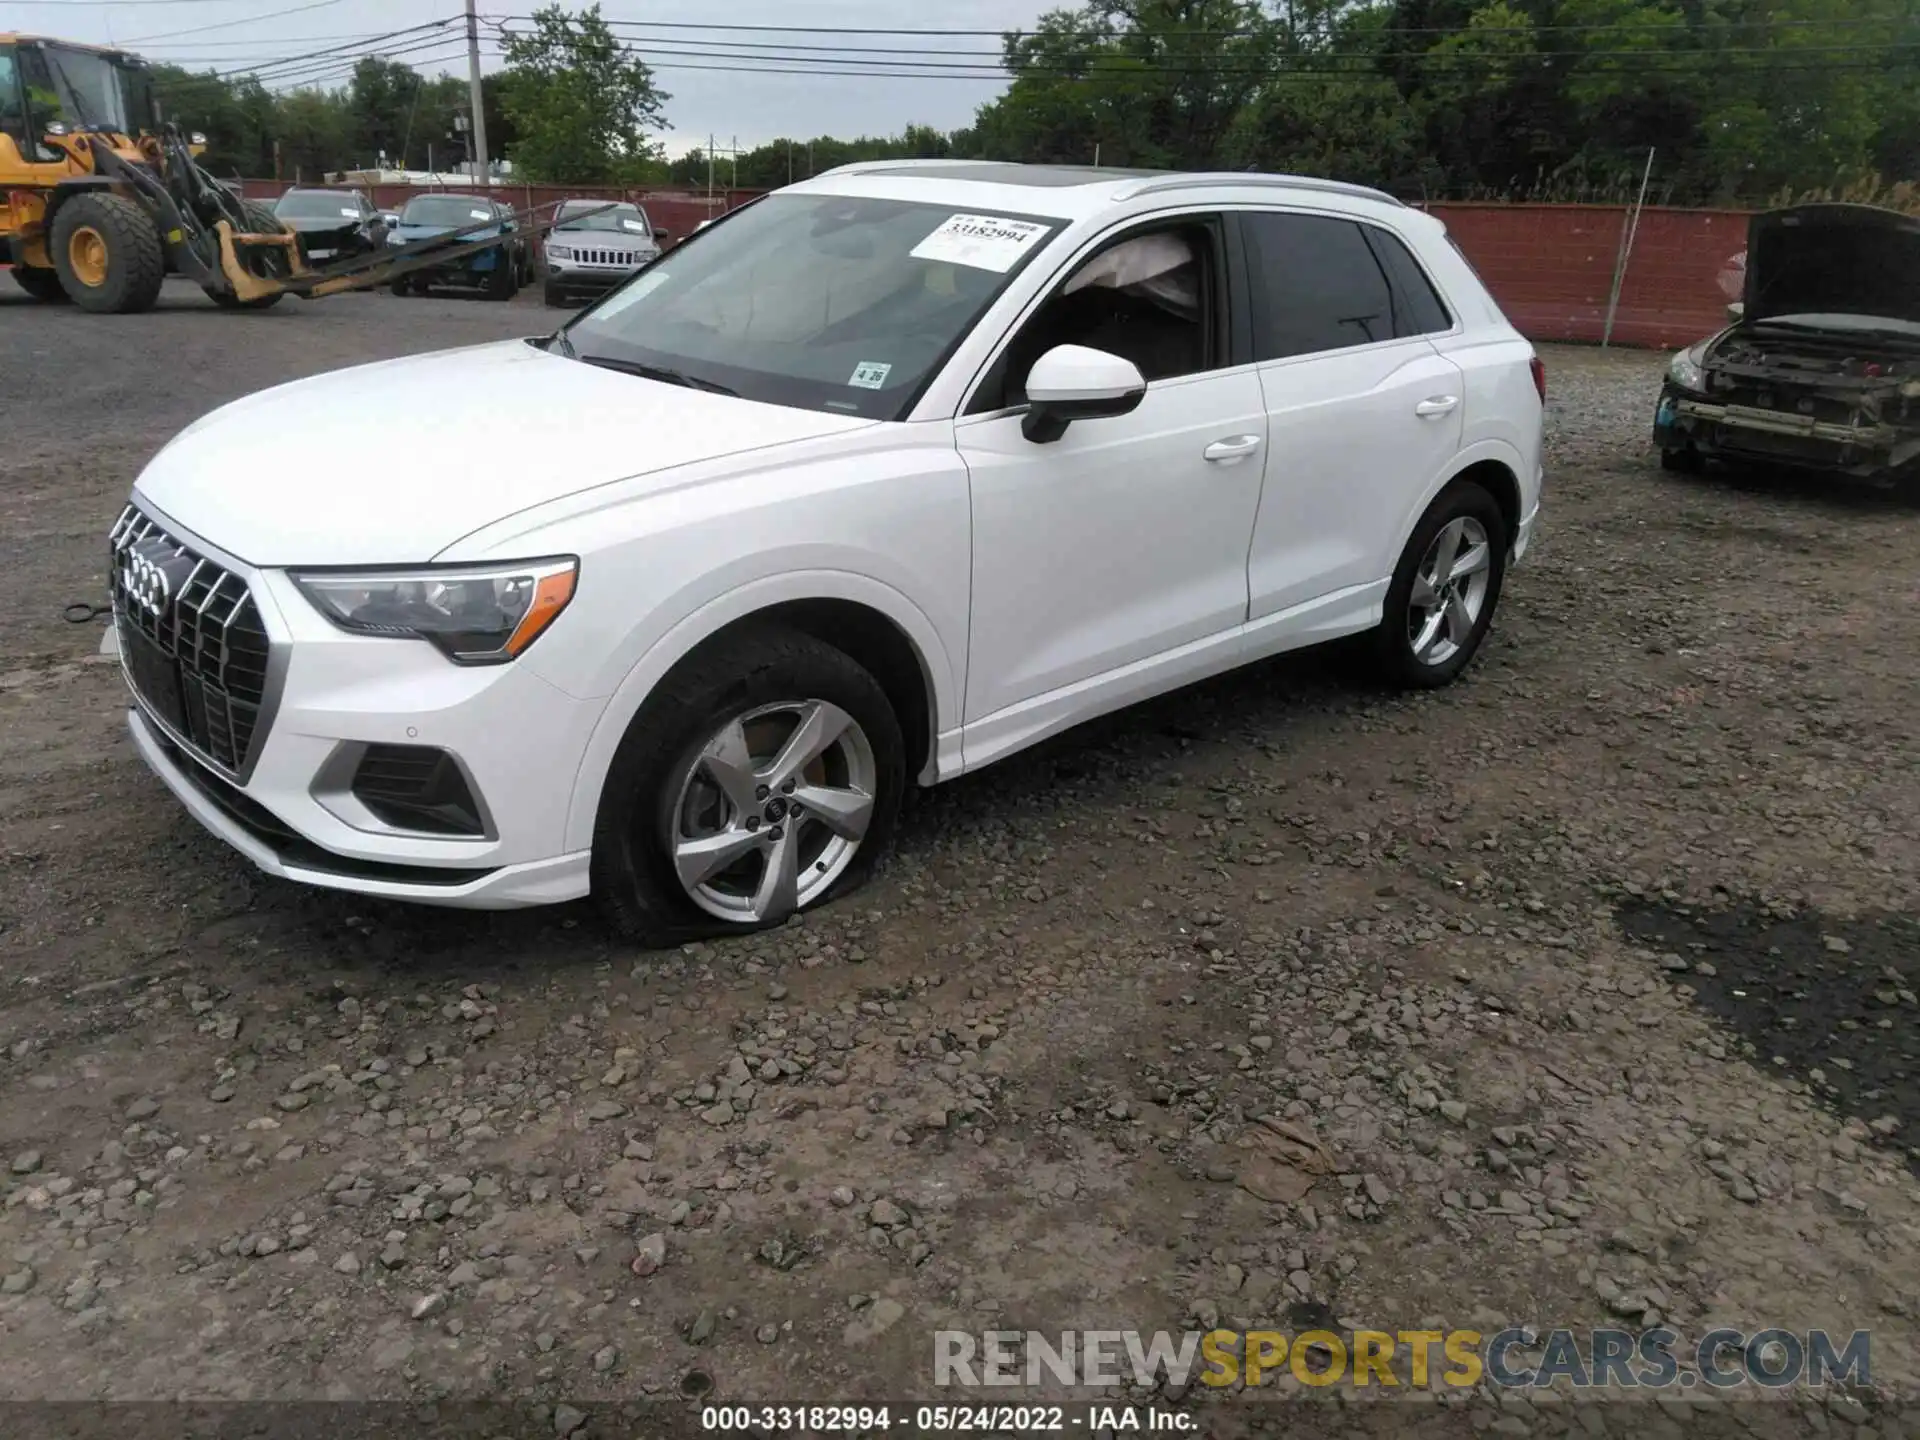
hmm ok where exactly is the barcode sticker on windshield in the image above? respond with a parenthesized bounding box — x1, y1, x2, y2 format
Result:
(622, 219, 646, 232)
(470, 208, 491, 221)
(340, 207, 358, 217)
(910, 213, 1049, 272)
(848, 361, 892, 390)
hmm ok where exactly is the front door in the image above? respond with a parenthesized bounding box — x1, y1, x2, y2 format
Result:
(955, 211, 1267, 746)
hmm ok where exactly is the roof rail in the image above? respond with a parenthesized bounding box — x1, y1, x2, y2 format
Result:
(1113, 172, 1404, 207)
(810, 158, 994, 179)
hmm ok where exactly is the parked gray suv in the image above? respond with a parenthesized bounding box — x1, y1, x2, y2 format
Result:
(542, 199, 665, 307)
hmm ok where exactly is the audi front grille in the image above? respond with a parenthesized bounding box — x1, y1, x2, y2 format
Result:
(109, 503, 274, 777)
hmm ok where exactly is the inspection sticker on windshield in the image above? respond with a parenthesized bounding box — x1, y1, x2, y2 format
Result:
(848, 361, 892, 390)
(622, 219, 646, 232)
(470, 208, 491, 221)
(910, 213, 1048, 272)
(339, 207, 358, 217)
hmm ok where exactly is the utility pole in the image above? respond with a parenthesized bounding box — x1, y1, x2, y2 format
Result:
(463, 0, 490, 191)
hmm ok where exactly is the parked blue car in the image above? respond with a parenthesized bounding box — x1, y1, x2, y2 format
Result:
(385, 193, 530, 300)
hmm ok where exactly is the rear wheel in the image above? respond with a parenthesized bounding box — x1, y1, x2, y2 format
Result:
(51, 194, 166, 313)
(9, 265, 68, 302)
(590, 627, 905, 946)
(1369, 480, 1508, 689)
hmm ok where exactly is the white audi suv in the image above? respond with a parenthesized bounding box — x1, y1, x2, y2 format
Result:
(108, 160, 1544, 943)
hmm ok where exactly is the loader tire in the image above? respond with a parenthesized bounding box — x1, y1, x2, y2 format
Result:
(210, 203, 289, 309)
(51, 194, 166, 314)
(10, 265, 69, 302)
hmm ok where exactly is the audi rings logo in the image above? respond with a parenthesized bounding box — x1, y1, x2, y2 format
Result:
(120, 548, 173, 618)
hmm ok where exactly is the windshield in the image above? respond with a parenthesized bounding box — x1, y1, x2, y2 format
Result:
(562, 193, 1065, 420)
(276, 191, 362, 220)
(40, 45, 137, 132)
(556, 202, 648, 234)
(400, 195, 495, 228)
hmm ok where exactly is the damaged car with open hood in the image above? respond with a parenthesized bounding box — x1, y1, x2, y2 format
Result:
(1653, 203, 1920, 485)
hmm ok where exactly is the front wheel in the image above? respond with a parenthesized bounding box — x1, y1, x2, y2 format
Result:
(590, 627, 905, 946)
(484, 260, 518, 301)
(1369, 481, 1508, 689)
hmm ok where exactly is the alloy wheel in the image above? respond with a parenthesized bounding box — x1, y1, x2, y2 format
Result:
(667, 699, 877, 924)
(1407, 515, 1492, 667)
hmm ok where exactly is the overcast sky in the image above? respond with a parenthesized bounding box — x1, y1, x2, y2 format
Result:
(24, 0, 1053, 156)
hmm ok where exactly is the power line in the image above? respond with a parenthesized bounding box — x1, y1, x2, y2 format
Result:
(151, 20, 456, 84)
(123, 0, 349, 45)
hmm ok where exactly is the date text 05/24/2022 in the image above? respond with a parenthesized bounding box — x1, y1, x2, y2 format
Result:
(699, 1404, 1194, 1432)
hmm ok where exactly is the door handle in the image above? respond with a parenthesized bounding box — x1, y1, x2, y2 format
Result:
(1203, 434, 1263, 463)
(1414, 395, 1460, 418)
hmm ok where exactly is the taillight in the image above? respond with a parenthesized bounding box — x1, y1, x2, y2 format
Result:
(1529, 354, 1546, 403)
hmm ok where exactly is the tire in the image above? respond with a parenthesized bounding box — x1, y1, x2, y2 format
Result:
(50, 193, 166, 313)
(484, 258, 518, 301)
(590, 626, 906, 946)
(542, 280, 566, 307)
(10, 265, 68, 302)
(1660, 447, 1703, 474)
(389, 275, 412, 296)
(1369, 480, 1509, 690)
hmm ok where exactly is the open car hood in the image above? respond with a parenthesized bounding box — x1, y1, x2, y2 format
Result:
(1744, 203, 1920, 326)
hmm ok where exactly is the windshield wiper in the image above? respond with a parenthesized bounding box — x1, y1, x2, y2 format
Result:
(577, 355, 738, 396)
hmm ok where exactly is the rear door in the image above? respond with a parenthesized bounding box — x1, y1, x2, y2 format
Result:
(1236, 209, 1464, 626)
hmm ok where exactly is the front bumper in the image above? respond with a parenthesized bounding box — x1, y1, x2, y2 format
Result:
(545, 262, 643, 297)
(112, 503, 598, 909)
(1654, 380, 1920, 480)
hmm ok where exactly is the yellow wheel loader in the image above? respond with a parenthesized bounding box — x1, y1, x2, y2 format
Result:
(1, 35, 590, 313)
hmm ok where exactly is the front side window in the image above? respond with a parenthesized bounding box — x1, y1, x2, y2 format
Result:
(32, 46, 132, 133)
(1241, 211, 1395, 360)
(970, 218, 1225, 413)
(561, 193, 1066, 420)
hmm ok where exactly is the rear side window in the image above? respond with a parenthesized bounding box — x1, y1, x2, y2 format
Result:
(1240, 211, 1394, 359)
(1365, 226, 1452, 336)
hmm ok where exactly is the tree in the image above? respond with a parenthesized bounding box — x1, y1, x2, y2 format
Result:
(499, 3, 669, 183)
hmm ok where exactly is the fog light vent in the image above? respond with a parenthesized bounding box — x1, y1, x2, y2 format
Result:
(350, 744, 484, 836)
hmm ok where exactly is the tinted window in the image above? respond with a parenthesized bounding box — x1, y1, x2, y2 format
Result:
(1241, 212, 1394, 359)
(1365, 226, 1452, 336)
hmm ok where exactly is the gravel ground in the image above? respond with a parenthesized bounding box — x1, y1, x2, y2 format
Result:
(0, 278, 1916, 1437)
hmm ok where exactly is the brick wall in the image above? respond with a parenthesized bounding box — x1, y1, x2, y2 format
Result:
(1426, 203, 1751, 349)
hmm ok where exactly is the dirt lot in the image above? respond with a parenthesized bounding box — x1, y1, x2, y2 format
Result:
(1, 279, 1916, 1436)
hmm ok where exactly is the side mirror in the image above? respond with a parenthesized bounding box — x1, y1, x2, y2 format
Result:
(1021, 344, 1148, 443)
(1725, 301, 1745, 323)
(652, 226, 668, 240)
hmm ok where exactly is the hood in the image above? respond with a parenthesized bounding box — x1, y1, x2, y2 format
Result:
(278, 213, 368, 234)
(551, 227, 654, 251)
(391, 221, 501, 242)
(134, 339, 874, 566)
(1744, 203, 1920, 325)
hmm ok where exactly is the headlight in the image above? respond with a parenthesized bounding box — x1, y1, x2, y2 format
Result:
(547, 244, 572, 261)
(291, 558, 578, 665)
(190, 131, 207, 145)
(1668, 344, 1707, 392)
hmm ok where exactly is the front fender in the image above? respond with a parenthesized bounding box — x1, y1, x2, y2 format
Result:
(559, 569, 959, 853)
